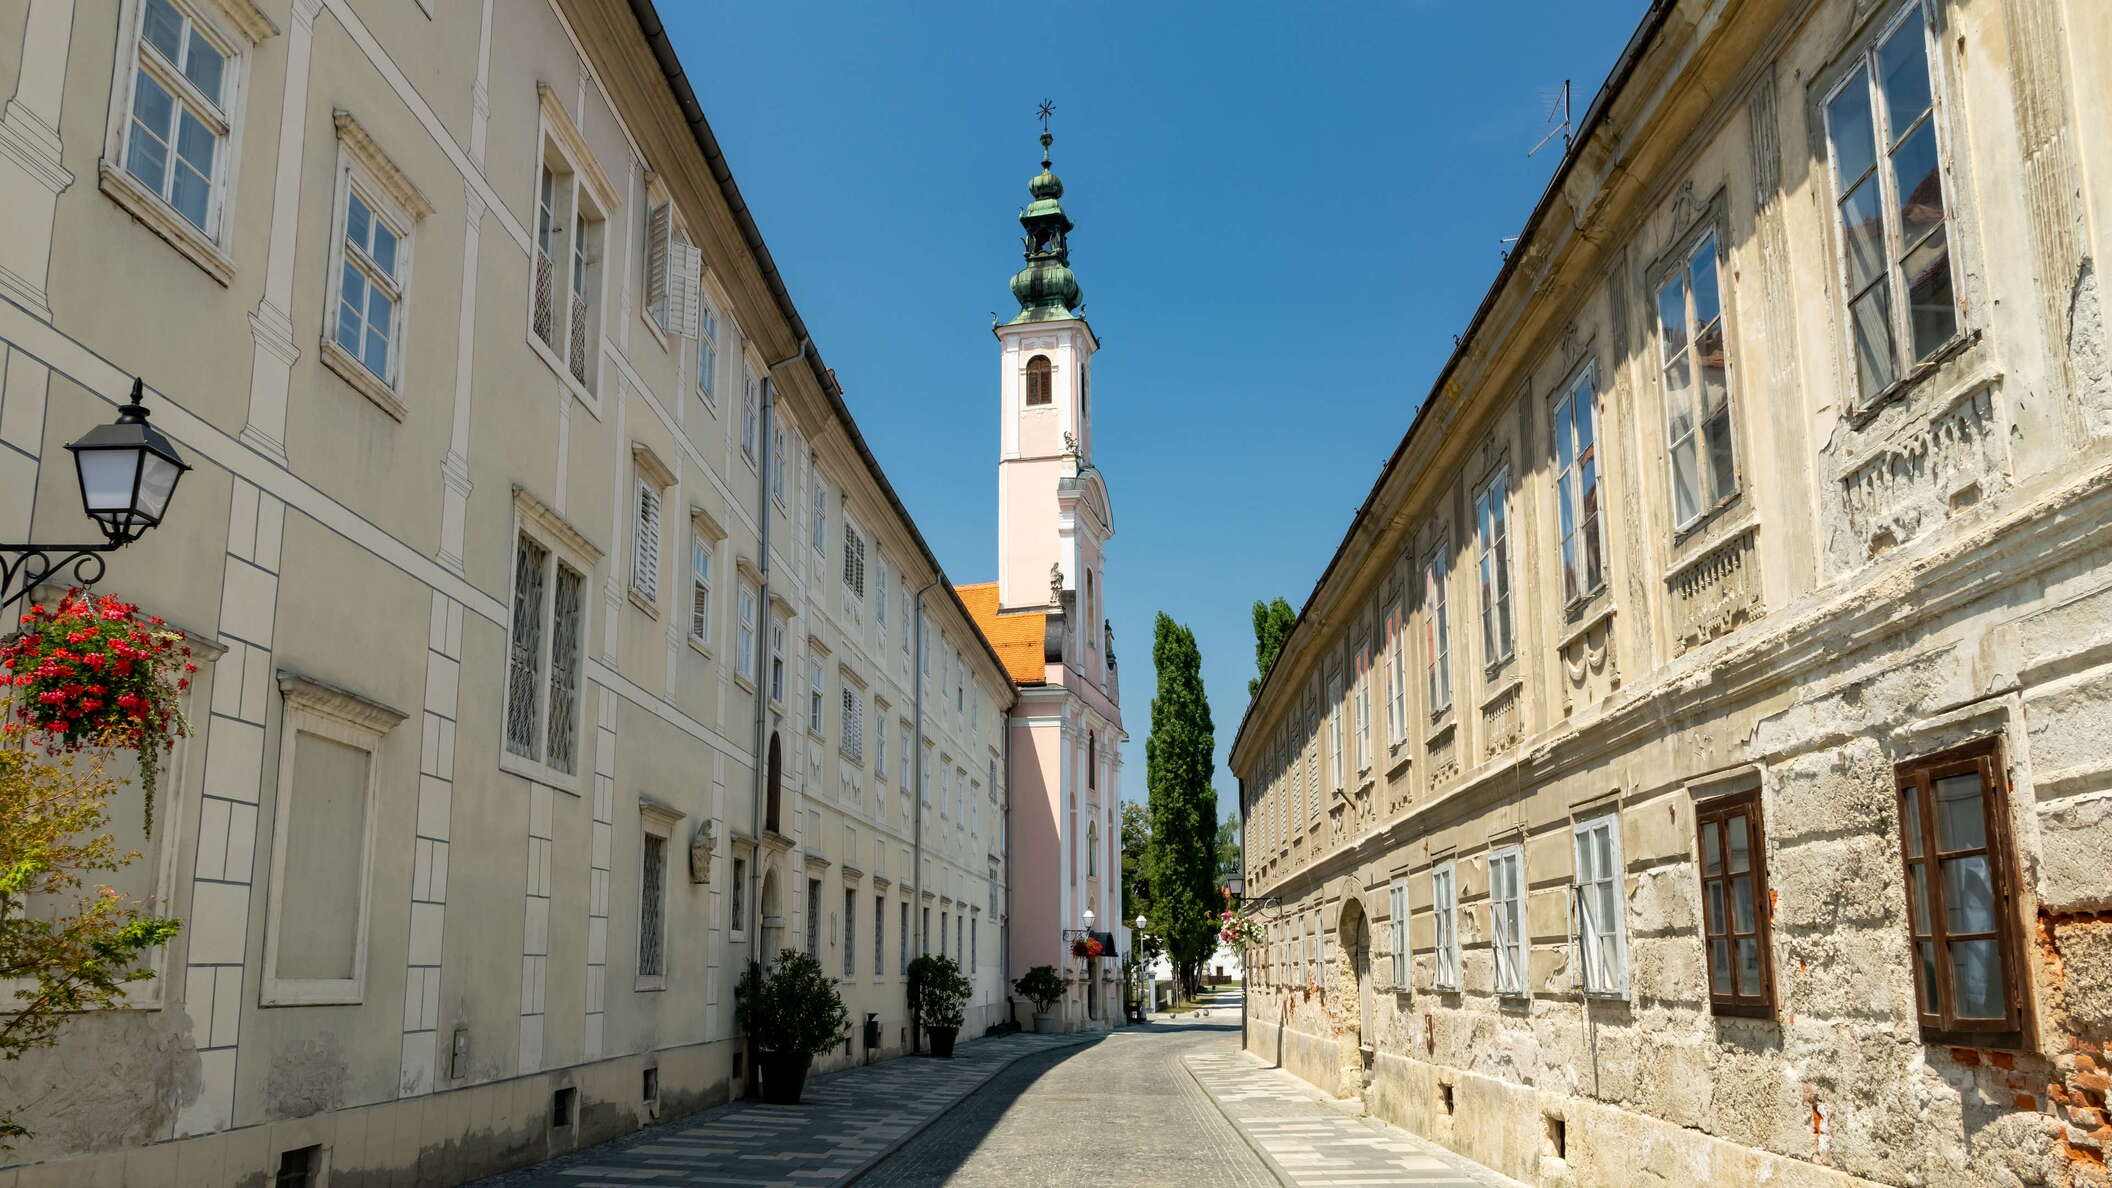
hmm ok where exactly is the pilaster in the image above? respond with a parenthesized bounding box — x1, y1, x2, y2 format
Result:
(238, 0, 323, 464)
(0, 0, 79, 320)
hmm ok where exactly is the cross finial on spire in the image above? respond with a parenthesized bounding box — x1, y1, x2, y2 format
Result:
(1036, 99, 1055, 165)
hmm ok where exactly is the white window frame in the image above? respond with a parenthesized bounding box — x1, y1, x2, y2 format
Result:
(739, 364, 760, 463)
(687, 528, 715, 650)
(641, 194, 701, 341)
(1551, 363, 1605, 607)
(503, 493, 599, 790)
(900, 722, 914, 789)
(631, 474, 665, 606)
(1353, 646, 1371, 775)
(873, 705, 888, 781)
(1389, 882, 1409, 991)
(1572, 815, 1629, 998)
(810, 466, 828, 555)
(1432, 861, 1460, 990)
(807, 655, 825, 735)
(1488, 845, 1527, 998)
(1819, 0, 1963, 406)
(1656, 229, 1740, 530)
(770, 426, 787, 505)
(734, 581, 758, 683)
(1424, 543, 1453, 714)
(526, 86, 616, 405)
(261, 675, 406, 1005)
(843, 518, 867, 598)
(1475, 468, 1515, 670)
(320, 115, 428, 421)
(841, 683, 864, 763)
(768, 619, 787, 704)
(637, 802, 682, 991)
(1326, 672, 1345, 795)
(1385, 602, 1406, 747)
(101, 0, 262, 280)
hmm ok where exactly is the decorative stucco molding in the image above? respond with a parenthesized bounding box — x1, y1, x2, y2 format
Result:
(511, 483, 604, 564)
(536, 83, 618, 212)
(333, 110, 434, 221)
(277, 670, 409, 735)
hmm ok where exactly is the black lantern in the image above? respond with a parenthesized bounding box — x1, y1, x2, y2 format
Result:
(2, 377, 190, 612)
(65, 378, 190, 545)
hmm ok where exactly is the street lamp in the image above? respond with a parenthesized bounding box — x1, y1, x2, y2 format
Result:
(3, 379, 190, 612)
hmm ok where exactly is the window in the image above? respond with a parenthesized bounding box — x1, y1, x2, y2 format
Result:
(735, 583, 758, 682)
(900, 723, 913, 789)
(1385, 605, 1406, 745)
(1475, 469, 1514, 668)
(874, 714, 887, 781)
(1087, 821, 1098, 877)
(970, 915, 978, 974)
(529, 139, 606, 392)
(688, 534, 712, 645)
(1824, 2, 1958, 401)
(841, 687, 864, 762)
(807, 656, 825, 733)
(331, 188, 408, 387)
(1389, 882, 1409, 990)
(1551, 368, 1604, 605)
(1353, 648, 1371, 774)
(739, 368, 759, 460)
(1432, 862, 1459, 990)
(120, 0, 235, 236)
(810, 469, 827, 554)
(1488, 846, 1526, 997)
(843, 887, 857, 979)
(957, 915, 964, 963)
(769, 621, 786, 702)
(940, 911, 949, 958)
(770, 427, 786, 504)
(1697, 789, 1774, 1016)
(1657, 233, 1737, 527)
(262, 677, 402, 1004)
(1025, 354, 1053, 405)
(954, 647, 965, 713)
(876, 559, 890, 627)
(1572, 815, 1627, 997)
(638, 832, 667, 980)
(1326, 673, 1344, 795)
(843, 521, 867, 597)
(1305, 710, 1319, 820)
(641, 199, 700, 338)
(875, 895, 887, 976)
(900, 901, 910, 974)
(806, 878, 821, 956)
(632, 477, 663, 602)
(1424, 547, 1453, 713)
(506, 532, 585, 775)
(1898, 742, 2022, 1042)
(731, 856, 747, 936)
(695, 305, 719, 405)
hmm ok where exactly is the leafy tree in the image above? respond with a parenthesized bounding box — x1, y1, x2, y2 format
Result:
(1119, 800, 1152, 925)
(1144, 613, 1218, 999)
(0, 751, 179, 1146)
(1249, 597, 1297, 697)
(1215, 812, 1241, 885)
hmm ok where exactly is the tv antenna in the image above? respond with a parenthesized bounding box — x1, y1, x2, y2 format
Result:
(1528, 80, 1571, 159)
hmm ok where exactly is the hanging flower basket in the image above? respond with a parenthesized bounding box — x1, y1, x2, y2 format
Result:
(1071, 935, 1103, 959)
(1, 590, 195, 836)
(1219, 909, 1266, 951)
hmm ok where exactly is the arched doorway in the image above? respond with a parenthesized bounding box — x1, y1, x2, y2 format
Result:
(1337, 897, 1373, 1096)
(764, 732, 783, 835)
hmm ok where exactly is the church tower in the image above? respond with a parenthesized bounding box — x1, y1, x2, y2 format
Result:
(994, 126, 1112, 688)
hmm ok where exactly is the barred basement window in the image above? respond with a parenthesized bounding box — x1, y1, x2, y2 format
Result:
(1697, 787, 1774, 1017)
(1898, 741, 2024, 1045)
(638, 833, 666, 978)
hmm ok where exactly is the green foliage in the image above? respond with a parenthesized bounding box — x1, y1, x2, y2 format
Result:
(1119, 800, 1152, 925)
(907, 953, 971, 1029)
(0, 750, 180, 1147)
(1144, 613, 1220, 997)
(1248, 597, 1298, 697)
(1012, 964, 1066, 1014)
(735, 950, 851, 1059)
(1215, 811, 1241, 884)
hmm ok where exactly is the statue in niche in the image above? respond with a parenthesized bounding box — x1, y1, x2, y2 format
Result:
(689, 818, 716, 885)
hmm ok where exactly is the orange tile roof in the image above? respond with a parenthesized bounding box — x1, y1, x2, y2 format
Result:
(954, 582, 1047, 687)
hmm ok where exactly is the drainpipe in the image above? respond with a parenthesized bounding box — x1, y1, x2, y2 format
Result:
(1001, 704, 1013, 1026)
(747, 340, 808, 960)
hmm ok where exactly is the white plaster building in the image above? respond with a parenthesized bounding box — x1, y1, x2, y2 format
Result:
(1233, 2, 2112, 1186)
(0, 0, 1010, 1182)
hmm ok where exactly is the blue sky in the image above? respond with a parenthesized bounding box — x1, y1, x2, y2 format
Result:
(662, 2, 1641, 821)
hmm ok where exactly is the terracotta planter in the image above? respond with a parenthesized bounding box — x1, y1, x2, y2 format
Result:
(1033, 1012, 1061, 1034)
(758, 1050, 812, 1105)
(927, 1025, 959, 1058)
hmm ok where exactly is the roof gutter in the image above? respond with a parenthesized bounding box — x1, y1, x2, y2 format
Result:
(1229, 0, 1679, 764)
(623, 0, 1014, 698)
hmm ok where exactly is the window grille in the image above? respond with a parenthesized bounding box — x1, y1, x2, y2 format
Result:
(506, 535, 549, 757)
(638, 834, 666, 977)
(843, 522, 866, 596)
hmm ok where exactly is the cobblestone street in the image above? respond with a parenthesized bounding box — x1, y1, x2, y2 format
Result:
(474, 991, 1516, 1187)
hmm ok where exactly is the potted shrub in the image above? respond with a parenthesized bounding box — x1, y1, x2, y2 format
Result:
(735, 949, 849, 1104)
(907, 954, 972, 1058)
(1013, 964, 1066, 1034)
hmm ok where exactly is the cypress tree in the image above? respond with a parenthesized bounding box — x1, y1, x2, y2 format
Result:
(1144, 613, 1218, 998)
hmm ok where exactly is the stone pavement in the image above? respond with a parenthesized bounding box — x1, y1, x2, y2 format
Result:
(467, 1030, 1094, 1188)
(1185, 1048, 1526, 1188)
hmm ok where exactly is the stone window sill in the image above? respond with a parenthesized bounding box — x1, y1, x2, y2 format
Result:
(319, 337, 409, 421)
(99, 161, 233, 287)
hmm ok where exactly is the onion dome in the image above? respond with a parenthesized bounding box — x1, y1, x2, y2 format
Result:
(1007, 131, 1085, 325)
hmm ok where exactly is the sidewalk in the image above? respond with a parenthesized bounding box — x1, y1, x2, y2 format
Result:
(1185, 1050, 1526, 1188)
(469, 1030, 1097, 1187)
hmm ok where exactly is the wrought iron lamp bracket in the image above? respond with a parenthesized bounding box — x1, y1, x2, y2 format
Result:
(0, 544, 120, 614)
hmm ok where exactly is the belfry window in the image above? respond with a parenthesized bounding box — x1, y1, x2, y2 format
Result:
(1025, 355, 1053, 406)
